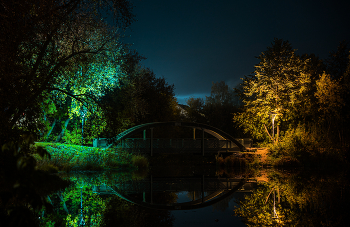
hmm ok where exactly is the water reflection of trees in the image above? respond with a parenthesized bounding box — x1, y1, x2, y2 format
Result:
(234, 170, 350, 226)
(39, 184, 106, 226)
(102, 193, 175, 227)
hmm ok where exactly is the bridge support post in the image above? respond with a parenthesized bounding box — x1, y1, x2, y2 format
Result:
(202, 175, 204, 203)
(143, 130, 146, 140)
(202, 128, 205, 156)
(150, 128, 153, 156)
(150, 175, 153, 204)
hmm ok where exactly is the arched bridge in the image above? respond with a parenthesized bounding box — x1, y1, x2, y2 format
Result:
(104, 122, 250, 156)
(93, 176, 249, 210)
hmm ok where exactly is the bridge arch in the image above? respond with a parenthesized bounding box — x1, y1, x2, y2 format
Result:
(94, 178, 246, 210)
(108, 121, 246, 153)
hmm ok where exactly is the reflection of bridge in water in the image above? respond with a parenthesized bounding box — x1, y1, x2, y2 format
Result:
(97, 122, 252, 156)
(93, 176, 257, 210)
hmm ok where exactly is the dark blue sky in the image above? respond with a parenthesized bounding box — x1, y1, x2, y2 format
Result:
(123, 0, 350, 104)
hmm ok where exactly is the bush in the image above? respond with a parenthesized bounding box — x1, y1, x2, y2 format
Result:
(62, 128, 82, 145)
(32, 142, 136, 171)
(269, 124, 319, 160)
(268, 124, 346, 166)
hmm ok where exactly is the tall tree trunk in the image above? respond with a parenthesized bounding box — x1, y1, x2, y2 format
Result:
(276, 125, 279, 144)
(55, 118, 70, 142)
(57, 192, 70, 214)
(263, 124, 274, 142)
(45, 119, 56, 141)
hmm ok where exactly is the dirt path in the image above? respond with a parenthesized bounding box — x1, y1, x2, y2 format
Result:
(255, 148, 269, 163)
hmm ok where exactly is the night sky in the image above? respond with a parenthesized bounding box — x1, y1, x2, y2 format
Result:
(123, 0, 350, 104)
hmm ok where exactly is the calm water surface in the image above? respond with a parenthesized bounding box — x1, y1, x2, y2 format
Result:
(43, 165, 349, 227)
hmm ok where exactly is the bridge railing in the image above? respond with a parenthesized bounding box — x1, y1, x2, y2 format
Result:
(112, 138, 252, 153)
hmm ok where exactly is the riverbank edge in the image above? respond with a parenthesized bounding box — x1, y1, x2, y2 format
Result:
(31, 142, 149, 173)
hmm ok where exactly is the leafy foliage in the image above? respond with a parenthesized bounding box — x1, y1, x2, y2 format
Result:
(0, 0, 136, 143)
(100, 66, 180, 137)
(33, 142, 136, 171)
(62, 128, 82, 145)
(268, 124, 346, 166)
(64, 186, 106, 226)
(0, 134, 70, 226)
(233, 38, 315, 140)
(185, 81, 243, 137)
(315, 72, 344, 121)
(235, 170, 350, 226)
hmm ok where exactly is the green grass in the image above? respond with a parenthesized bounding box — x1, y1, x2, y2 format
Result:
(31, 142, 147, 172)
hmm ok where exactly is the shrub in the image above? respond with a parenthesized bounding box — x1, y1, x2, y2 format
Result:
(268, 124, 345, 166)
(131, 154, 149, 170)
(62, 128, 82, 145)
(32, 142, 136, 171)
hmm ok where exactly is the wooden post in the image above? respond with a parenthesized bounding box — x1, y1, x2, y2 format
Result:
(193, 128, 196, 140)
(143, 130, 146, 140)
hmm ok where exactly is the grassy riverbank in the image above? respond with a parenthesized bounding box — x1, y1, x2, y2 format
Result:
(265, 126, 349, 168)
(31, 142, 148, 172)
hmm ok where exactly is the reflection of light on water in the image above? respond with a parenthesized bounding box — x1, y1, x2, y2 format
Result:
(176, 191, 210, 203)
(176, 191, 194, 203)
(273, 189, 279, 220)
(267, 187, 282, 224)
(79, 187, 86, 226)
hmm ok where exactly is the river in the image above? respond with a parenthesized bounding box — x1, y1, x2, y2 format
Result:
(37, 159, 350, 227)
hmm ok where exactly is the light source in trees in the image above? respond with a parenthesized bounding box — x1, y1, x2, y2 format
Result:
(269, 112, 277, 143)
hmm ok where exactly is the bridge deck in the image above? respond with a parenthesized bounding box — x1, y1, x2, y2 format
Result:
(114, 138, 251, 154)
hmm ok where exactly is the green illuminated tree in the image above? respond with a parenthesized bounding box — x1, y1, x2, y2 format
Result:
(39, 39, 139, 144)
(0, 0, 135, 142)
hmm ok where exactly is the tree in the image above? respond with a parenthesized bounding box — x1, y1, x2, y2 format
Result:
(204, 81, 241, 136)
(0, 0, 135, 143)
(205, 81, 237, 107)
(325, 41, 350, 80)
(315, 73, 344, 120)
(233, 38, 313, 141)
(38, 40, 140, 144)
(185, 97, 206, 123)
(0, 1, 135, 223)
(128, 67, 179, 125)
(99, 66, 180, 137)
